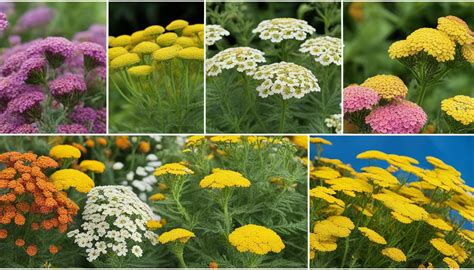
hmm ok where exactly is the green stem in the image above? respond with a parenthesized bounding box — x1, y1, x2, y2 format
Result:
(340, 236, 350, 267)
(279, 98, 288, 133)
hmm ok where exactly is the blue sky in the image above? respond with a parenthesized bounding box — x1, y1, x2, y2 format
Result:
(310, 136, 473, 186)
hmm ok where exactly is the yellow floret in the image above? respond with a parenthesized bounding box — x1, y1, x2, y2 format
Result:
(166, 19, 189, 31)
(441, 95, 474, 125)
(131, 41, 160, 54)
(110, 35, 131, 47)
(381, 247, 407, 262)
(462, 43, 474, 63)
(199, 169, 251, 189)
(361, 74, 408, 100)
(154, 162, 193, 176)
(228, 224, 285, 255)
(182, 24, 205, 36)
(156, 32, 178, 46)
(50, 169, 95, 193)
(406, 28, 456, 62)
(388, 40, 415, 59)
(152, 45, 182, 61)
(49, 145, 81, 159)
(174, 36, 197, 48)
(130, 30, 146, 45)
(159, 228, 195, 244)
(108, 36, 115, 45)
(437, 16, 473, 45)
(110, 53, 140, 69)
(128, 65, 153, 76)
(177, 47, 204, 60)
(108, 47, 128, 60)
(79, 160, 105, 173)
(144, 25, 165, 37)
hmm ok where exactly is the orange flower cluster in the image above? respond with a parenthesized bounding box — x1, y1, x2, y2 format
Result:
(0, 152, 79, 247)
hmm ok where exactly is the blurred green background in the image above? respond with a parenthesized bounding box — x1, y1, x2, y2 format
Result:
(344, 2, 474, 126)
(5, 2, 106, 39)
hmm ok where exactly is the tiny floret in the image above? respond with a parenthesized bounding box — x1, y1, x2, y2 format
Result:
(299, 36, 342, 66)
(206, 25, 230, 46)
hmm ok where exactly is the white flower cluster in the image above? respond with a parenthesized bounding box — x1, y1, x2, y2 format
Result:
(325, 114, 342, 133)
(206, 47, 266, 76)
(67, 186, 159, 262)
(121, 154, 162, 201)
(253, 62, 320, 99)
(299, 36, 342, 66)
(252, 18, 316, 43)
(206, 24, 230, 46)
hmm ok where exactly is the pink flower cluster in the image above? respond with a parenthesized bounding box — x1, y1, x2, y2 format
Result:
(0, 3, 106, 134)
(365, 100, 427, 134)
(343, 86, 380, 113)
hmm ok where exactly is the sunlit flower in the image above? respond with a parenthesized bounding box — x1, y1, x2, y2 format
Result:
(199, 169, 251, 189)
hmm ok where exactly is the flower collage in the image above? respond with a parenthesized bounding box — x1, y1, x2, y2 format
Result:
(0, 1, 473, 269)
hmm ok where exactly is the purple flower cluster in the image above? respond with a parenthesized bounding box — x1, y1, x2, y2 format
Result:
(343, 86, 380, 113)
(0, 12, 8, 31)
(0, 3, 106, 134)
(14, 6, 54, 33)
(365, 100, 427, 134)
(48, 73, 87, 97)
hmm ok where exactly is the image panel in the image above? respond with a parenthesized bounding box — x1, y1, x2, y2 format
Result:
(309, 136, 473, 268)
(0, 135, 308, 268)
(206, 2, 342, 133)
(0, 2, 107, 134)
(343, 2, 474, 134)
(108, 2, 204, 133)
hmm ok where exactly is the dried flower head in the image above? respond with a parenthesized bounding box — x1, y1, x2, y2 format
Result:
(361, 75, 408, 100)
(365, 100, 427, 134)
(252, 18, 315, 43)
(253, 62, 320, 99)
(343, 86, 380, 113)
(441, 95, 474, 126)
(299, 36, 342, 66)
(206, 47, 266, 76)
(205, 24, 230, 46)
(228, 224, 285, 255)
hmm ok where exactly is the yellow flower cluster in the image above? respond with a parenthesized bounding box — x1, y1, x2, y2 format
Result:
(381, 247, 407, 262)
(311, 216, 354, 252)
(441, 95, 474, 126)
(462, 43, 474, 63)
(149, 193, 166, 201)
(159, 228, 195, 244)
(154, 163, 194, 176)
(50, 169, 95, 193)
(437, 16, 473, 45)
(49, 145, 81, 159)
(79, 160, 105, 174)
(358, 227, 387, 245)
(199, 169, 251, 189)
(361, 74, 408, 100)
(388, 28, 455, 62)
(109, 19, 204, 71)
(228, 224, 285, 255)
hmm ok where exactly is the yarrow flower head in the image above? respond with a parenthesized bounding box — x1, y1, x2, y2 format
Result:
(49, 144, 81, 159)
(361, 74, 408, 100)
(48, 73, 87, 97)
(76, 42, 106, 68)
(199, 169, 251, 189)
(441, 95, 474, 126)
(154, 162, 194, 176)
(365, 100, 427, 134)
(343, 86, 380, 113)
(7, 91, 44, 114)
(0, 12, 7, 31)
(50, 169, 95, 193)
(252, 18, 315, 43)
(462, 43, 474, 63)
(68, 186, 158, 262)
(299, 36, 342, 65)
(388, 28, 455, 62)
(206, 47, 265, 76)
(69, 106, 97, 127)
(79, 160, 106, 174)
(325, 114, 342, 134)
(14, 7, 54, 33)
(56, 124, 89, 134)
(381, 247, 407, 262)
(228, 224, 285, 255)
(437, 16, 474, 45)
(253, 62, 320, 99)
(206, 25, 230, 46)
(159, 228, 195, 244)
(18, 56, 46, 84)
(32, 37, 75, 67)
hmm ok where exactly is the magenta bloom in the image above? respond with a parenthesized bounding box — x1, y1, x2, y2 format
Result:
(8, 35, 21, 46)
(17, 56, 46, 84)
(69, 106, 97, 126)
(76, 42, 106, 67)
(1, 51, 27, 76)
(48, 73, 87, 97)
(13, 124, 38, 134)
(0, 75, 23, 99)
(0, 12, 8, 31)
(56, 123, 88, 134)
(38, 36, 74, 59)
(7, 91, 44, 114)
(365, 100, 427, 134)
(92, 108, 106, 133)
(73, 24, 106, 47)
(14, 6, 54, 33)
(343, 86, 380, 113)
